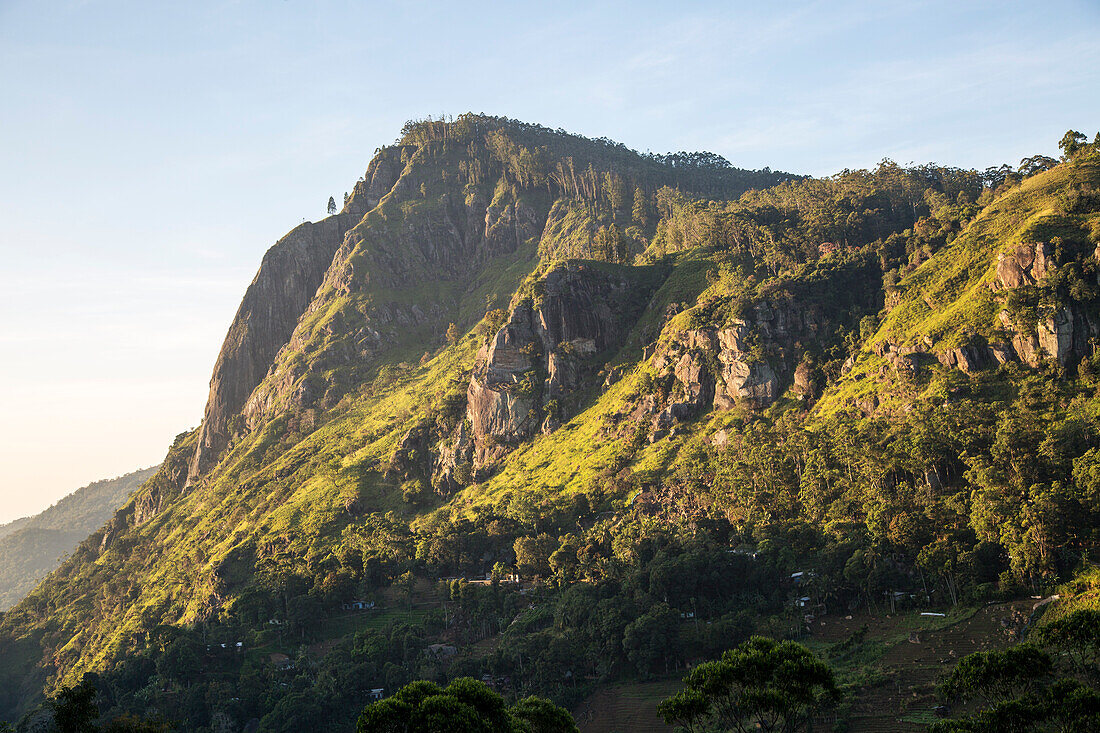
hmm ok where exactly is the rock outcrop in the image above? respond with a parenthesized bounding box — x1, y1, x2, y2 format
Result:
(649, 299, 825, 427)
(433, 421, 474, 494)
(187, 214, 362, 482)
(385, 421, 434, 482)
(465, 263, 654, 471)
(997, 306, 1092, 368)
(239, 162, 549, 432)
(858, 240, 1099, 375)
(187, 151, 410, 483)
(994, 242, 1056, 290)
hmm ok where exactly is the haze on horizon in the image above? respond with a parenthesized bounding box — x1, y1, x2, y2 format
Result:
(1, 0, 1098, 524)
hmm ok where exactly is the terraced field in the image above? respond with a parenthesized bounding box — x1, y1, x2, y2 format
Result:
(575, 599, 1038, 732)
(574, 680, 679, 733)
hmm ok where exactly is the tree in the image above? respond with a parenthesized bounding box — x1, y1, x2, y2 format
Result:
(658, 636, 839, 733)
(632, 187, 649, 228)
(357, 678, 577, 732)
(1059, 130, 1088, 160)
(1032, 609, 1100, 677)
(510, 696, 579, 733)
(930, 678, 1100, 732)
(156, 637, 202, 684)
(102, 714, 175, 732)
(397, 570, 417, 609)
(52, 673, 99, 733)
(328, 196, 338, 215)
(936, 645, 1052, 705)
(1018, 155, 1058, 177)
(931, 644, 1100, 732)
(446, 322, 461, 346)
(47, 674, 174, 733)
(513, 535, 555, 578)
(622, 603, 678, 677)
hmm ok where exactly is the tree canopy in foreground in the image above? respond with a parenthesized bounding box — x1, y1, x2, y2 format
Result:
(657, 636, 839, 733)
(357, 677, 578, 733)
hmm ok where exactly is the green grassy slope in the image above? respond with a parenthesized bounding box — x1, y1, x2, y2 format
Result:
(2, 123, 1099, 732)
(817, 160, 1100, 416)
(0, 115, 794, 690)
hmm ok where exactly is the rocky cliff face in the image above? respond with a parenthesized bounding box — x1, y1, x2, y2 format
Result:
(187, 215, 359, 481)
(858, 239, 1100, 387)
(173, 119, 811, 497)
(646, 299, 824, 431)
(990, 242, 1098, 367)
(462, 263, 656, 472)
(186, 151, 413, 482)
(239, 158, 548, 431)
(994, 242, 1057, 289)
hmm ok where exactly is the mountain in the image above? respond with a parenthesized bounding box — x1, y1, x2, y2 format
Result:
(2, 115, 1099, 732)
(0, 467, 157, 611)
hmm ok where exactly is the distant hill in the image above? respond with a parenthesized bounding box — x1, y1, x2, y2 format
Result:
(0, 467, 157, 610)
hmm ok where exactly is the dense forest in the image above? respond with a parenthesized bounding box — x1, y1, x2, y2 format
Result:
(2, 116, 1100, 732)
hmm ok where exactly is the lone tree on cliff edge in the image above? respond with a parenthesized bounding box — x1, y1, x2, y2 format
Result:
(327, 196, 337, 215)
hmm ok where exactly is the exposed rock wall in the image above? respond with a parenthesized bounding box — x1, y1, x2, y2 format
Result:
(464, 263, 653, 471)
(927, 239, 1097, 370)
(650, 299, 824, 429)
(240, 169, 547, 430)
(994, 242, 1056, 290)
(188, 197, 377, 483)
(864, 241, 1099, 378)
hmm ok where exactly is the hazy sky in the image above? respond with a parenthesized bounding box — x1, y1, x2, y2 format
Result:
(1, 0, 1098, 523)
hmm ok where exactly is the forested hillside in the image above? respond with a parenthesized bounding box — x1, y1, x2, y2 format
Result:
(0, 467, 157, 611)
(2, 116, 1099, 732)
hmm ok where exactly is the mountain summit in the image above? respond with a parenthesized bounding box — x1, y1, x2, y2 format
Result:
(2, 116, 1099, 732)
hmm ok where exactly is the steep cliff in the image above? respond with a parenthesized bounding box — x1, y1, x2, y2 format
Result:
(186, 164, 388, 481)
(7, 117, 1099, 733)
(464, 262, 661, 471)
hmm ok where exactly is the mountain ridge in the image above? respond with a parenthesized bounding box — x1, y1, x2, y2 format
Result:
(0, 466, 158, 611)
(2, 116, 1099, 732)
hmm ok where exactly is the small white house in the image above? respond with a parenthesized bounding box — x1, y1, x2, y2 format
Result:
(342, 600, 376, 611)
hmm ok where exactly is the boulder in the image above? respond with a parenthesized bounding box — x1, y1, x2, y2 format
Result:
(713, 327, 779, 409)
(994, 242, 1055, 290)
(433, 421, 474, 494)
(1038, 308, 1074, 365)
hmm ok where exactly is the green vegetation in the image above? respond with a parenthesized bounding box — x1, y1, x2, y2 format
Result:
(657, 636, 839, 732)
(357, 677, 577, 732)
(931, 610, 1100, 731)
(2, 121, 1100, 732)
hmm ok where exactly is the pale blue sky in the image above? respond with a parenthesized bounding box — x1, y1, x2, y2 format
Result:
(1, 0, 1098, 522)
